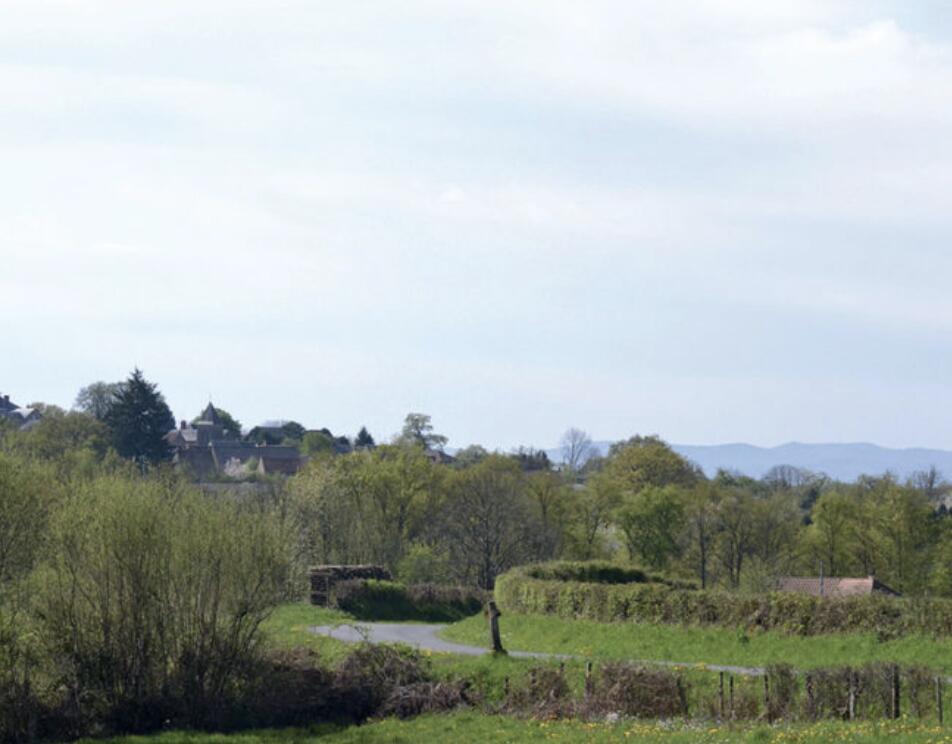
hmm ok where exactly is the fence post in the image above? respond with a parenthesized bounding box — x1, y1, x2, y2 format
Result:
(848, 671, 856, 721)
(719, 672, 725, 719)
(806, 673, 815, 720)
(677, 675, 688, 716)
(764, 674, 771, 722)
(892, 665, 901, 720)
(503, 676, 510, 699)
(585, 661, 593, 700)
(729, 675, 735, 720)
(937, 676, 944, 725)
(488, 600, 506, 654)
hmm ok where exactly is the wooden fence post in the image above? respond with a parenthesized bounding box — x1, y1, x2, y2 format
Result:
(677, 676, 688, 716)
(848, 672, 856, 721)
(729, 675, 735, 720)
(488, 601, 506, 654)
(806, 673, 815, 720)
(585, 661, 593, 700)
(892, 665, 901, 720)
(719, 672, 725, 720)
(937, 676, 944, 725)
(764, 674, 771, 722)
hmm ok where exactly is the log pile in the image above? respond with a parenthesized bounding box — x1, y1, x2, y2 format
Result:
(308, 564, 392, 606)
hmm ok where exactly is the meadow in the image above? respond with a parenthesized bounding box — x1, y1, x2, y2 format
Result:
(440, 612, 952, 673)
(80, 713, 952, 744)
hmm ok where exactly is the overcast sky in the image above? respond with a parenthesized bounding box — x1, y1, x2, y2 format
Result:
(2, 1, 952, 450)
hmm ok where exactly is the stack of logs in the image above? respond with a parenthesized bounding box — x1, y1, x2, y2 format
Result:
(309, 564, 392, 606)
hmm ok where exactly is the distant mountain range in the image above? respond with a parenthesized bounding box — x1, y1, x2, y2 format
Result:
(545, 442, 952, 482)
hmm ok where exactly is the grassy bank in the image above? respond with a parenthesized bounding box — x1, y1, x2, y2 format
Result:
(80, 712, 952, 743)
(441, 613, 952, 673)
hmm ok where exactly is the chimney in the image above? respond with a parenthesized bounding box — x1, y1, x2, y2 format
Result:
(180, 420, 187, 430)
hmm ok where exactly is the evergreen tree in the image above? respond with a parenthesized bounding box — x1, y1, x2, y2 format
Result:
(104, 368, 175, 465)
(355, 426, 375, 448)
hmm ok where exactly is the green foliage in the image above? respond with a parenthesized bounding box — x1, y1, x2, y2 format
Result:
(34, 473, 292, 728)
(397, 542, 454, 585)
(103, 368, 176, 465)
(75, 381, 122, 420)
(331, 580, 485, 622)
(354, 426, 375, 448)
(441, 455, 543, 589)
(495, 566, 952, 638)
(0, 454, 58, 587)
(396, 413, 447, 451)
(290, 444, 446, 573)
(604, 436, 699, 491)
(72, 714, 952, 744)
(301, 430, 336, 456)
(522, 561, 668, 585)
(615, 486, 686, 569)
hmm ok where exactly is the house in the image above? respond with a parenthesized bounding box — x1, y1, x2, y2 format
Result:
(165, 403, 303, 479)
(0, 394, 42, 430)
(776, 576, 900, 599)
(256, 446, 304, 475)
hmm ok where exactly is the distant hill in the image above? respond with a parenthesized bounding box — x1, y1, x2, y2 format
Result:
(546, 441, 952, 482)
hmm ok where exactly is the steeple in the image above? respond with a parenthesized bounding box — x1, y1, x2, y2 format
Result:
(198, 402, 222, 426)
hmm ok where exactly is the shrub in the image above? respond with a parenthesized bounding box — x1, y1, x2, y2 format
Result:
(34, 474, 292, 731)
(381, 680, 475, 719)
(241, 648, 337, 728)
(503, 664, 574, 719)
(332, 580, 486, 621)
(586, 662, 688, 719)
(333, 644, 431, 721)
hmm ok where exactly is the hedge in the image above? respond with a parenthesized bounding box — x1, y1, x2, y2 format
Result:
(332, 580, 487, 622)
(495, 564, 952, 638)
(521, 560, 694, 589)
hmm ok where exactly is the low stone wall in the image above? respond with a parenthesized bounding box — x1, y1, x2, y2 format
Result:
(308, 564, 392, 606)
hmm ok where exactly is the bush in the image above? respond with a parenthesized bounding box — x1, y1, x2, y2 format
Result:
(495, 565, 952, 637)
(586, 662, 688, 719)
(33, 474, 292, 731)
(333, 644, 431, 720)
(332, 580, 486, 622)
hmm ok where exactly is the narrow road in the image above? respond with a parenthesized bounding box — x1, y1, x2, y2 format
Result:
(309, 623, 764, 676)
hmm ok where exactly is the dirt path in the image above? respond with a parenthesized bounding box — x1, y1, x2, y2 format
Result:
(309, 622, 765, 676)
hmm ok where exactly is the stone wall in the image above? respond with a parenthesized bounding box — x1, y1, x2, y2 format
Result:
(308, 564, 392, 606)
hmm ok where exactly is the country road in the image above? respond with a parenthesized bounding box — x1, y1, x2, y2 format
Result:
(309, 623, 765, 676)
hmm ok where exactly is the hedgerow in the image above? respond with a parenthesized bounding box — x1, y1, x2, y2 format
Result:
(331, 580, 486, 622)
(495, 563, 952, 637)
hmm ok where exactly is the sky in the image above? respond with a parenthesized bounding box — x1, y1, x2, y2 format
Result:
(2, 1, 952, 451)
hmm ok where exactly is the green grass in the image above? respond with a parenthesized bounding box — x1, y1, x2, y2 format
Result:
(441, 613, 952, 673)
(78, 712, 952, 743)
(261, 603, 579, 702)
(261, 603, 356, 663)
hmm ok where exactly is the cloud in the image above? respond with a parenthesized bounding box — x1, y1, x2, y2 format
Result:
(2, 1, 952, 447)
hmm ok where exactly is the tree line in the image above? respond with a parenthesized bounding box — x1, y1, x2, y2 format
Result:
(3, 369, 952, 594)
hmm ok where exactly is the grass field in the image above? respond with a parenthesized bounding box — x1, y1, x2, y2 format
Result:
(80, 712, 952, 743)
(103, 605, 952, 742)
(441, 613, 952, 673)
